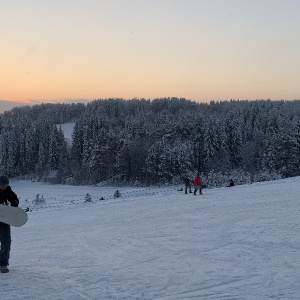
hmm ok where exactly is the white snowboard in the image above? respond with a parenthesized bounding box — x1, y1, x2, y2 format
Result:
(0, 205, 28, 227)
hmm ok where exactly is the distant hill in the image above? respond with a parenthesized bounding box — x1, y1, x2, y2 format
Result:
(0, 100, 32, 113)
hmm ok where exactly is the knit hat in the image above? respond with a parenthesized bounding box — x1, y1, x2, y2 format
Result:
(0, 175, 9, 186)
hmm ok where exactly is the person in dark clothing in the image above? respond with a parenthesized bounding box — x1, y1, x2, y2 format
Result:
(182, 175, 193, 194)
(0, 175, 19, 273)
(228, 179, 235, 187)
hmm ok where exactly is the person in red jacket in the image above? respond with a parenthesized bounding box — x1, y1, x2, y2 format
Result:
(194, 173, 203, 195)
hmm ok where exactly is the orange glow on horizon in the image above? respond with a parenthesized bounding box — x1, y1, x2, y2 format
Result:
(1, 1, 300, 105)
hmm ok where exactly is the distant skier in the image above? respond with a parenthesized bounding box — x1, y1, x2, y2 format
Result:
(0, 175, 19, 273)
(228, 179, 235, 187)
(114, 190, 121, 198)
(182, 175, 193, 194)
(193, 173, 203, 195)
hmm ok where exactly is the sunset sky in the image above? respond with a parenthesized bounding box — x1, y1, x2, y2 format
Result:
(1, 0, 300, 112)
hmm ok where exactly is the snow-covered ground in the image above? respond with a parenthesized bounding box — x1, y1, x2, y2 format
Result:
(56, 122, 75, 145)
(1, 177, 300, 300)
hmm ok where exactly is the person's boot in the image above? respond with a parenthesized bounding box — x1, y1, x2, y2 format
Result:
(0, 266, 9, 273)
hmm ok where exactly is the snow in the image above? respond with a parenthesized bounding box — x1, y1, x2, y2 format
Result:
(1, 177, 300, 299)
(56, 122, 75, 142)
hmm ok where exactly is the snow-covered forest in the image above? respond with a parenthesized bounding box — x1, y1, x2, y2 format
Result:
(1, 98, 300, 186)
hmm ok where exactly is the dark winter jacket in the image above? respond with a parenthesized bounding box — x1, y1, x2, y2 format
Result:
(0, 186, 19, 207)
(183, 176, 192, 186)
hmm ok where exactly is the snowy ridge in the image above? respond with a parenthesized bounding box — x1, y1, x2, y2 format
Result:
(1, 177, 299, 300)
(19, 183, 181, 212)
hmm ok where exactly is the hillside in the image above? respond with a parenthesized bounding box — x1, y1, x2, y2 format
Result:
(2, 99, 300, 185)
(1, 178, 299, 299)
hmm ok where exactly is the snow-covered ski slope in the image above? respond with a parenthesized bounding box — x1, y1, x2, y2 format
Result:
(1, 177, 300, 300)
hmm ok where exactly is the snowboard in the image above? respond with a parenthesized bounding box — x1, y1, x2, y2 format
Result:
(0, 205, 28, 227)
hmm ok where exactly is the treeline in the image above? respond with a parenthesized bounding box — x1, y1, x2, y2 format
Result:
(0, 98, 300, 186)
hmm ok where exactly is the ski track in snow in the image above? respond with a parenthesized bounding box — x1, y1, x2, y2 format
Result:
(0, 178, 300, 300)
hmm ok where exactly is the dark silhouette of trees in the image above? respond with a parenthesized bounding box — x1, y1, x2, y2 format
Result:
(1, 98, 300, 185)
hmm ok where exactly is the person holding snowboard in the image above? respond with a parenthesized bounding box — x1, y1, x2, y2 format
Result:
(0, 175, 19, 273)
(194, 173, 203, 195)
